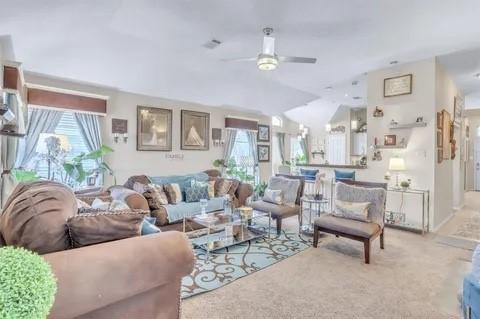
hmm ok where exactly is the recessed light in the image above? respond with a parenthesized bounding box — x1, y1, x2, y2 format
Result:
(344, 93, 349, 97)
(390, 60, 398, 65)
(325, 86, 333, 90)
(352, 96, 362, 100)
(476, 73, 480, 79)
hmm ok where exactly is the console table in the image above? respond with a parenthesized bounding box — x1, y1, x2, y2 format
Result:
(385, 188, 430, 235)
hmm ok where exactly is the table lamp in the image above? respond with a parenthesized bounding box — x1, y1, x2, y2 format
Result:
(36, 133, 70, 180)
(388, 157, 405, 189)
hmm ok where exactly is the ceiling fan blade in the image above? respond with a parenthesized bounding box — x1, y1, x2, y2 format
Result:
(262, 36, 275, 55)
(221, 57, 257, 62)
(278, 56, 317, 64)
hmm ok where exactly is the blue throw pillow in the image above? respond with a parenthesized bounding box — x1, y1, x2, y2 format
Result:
(334, 170, 355, 182)
(141, 216, 161, 235)
(185, 185, 209, 203)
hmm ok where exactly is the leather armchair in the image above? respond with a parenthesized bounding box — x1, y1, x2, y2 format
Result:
(44, 231, 194, 319)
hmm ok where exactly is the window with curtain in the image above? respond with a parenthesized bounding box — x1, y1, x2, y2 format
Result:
(290, 136, 306, 164)
(230, 129, 257, 183)
(272, 134, 282, 174)
(25, 110, 95, 181)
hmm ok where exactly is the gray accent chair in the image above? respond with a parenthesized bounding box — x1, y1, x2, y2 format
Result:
(250, 174, 305, 235)
(313, 181, 387, 264)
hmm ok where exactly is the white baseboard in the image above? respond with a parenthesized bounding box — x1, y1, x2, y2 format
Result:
(433, 212, 455, 233)
(453, 204, 465, 211)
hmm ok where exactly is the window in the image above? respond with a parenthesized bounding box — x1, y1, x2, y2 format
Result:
(26, 111, 95, 183)
(290, 136, 306, 164)
(272, 116, 283, 127)
(229, 130, 257, 184)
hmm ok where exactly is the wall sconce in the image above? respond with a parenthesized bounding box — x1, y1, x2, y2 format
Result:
(112, 118, 128, 143)
(212, 128, 224, 147)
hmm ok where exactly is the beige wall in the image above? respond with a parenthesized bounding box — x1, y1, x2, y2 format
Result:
(24, 73, 275, 185)
(434, 62, 465, 222)
(364, 58, 437, 227)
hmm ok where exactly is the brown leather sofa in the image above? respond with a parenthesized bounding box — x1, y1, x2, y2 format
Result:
(114, 169, 253, 226)
(0, 181, 194, 319)
(45, 232, 193, 319)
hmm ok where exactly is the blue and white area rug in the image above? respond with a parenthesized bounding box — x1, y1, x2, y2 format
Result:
(181, 230, 312, 298)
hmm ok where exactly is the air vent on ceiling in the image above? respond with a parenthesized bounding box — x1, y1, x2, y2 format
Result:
(203, 39, 222, 49)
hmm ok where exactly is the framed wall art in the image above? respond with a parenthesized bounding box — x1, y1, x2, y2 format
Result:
(137, 106, 172, 151)
(258, 144, 270, 162)
(453, 95, 464, 127)
(181, 110, 210, 150)
(257, 124, 270, 142)
(442, 109, 451, 160)
(384, 134, 397, 146)
(384, 74, 412, 97)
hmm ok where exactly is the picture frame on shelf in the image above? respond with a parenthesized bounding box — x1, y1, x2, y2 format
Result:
(384, 134, 397, 146)
(181, 110, 210, 151)
(384, 74, 413, 97)
(257, 124, 270, 142)
(258, 144, 270, 162)
(137, 106, 172, 151)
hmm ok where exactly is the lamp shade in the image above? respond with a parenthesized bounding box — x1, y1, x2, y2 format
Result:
(389, 157, 405, 171)
(36, 133, 71, 154)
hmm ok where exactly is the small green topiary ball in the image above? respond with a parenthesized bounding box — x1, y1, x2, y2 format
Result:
(0, 247, 57, 319)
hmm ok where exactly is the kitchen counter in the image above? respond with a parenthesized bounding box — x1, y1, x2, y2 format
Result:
(298, 163, 367, 169)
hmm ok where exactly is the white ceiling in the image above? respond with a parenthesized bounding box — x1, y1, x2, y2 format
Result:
(2, 0, 480, 124)
(437, 48, 480, 109)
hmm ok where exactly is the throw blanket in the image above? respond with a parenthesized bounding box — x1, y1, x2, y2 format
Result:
(162, 197, 224, 223)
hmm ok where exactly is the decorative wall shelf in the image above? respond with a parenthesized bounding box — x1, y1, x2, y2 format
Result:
(389, 122, 427, 129)
(374, 145, 407, 149)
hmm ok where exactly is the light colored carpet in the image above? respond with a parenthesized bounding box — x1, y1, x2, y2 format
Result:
(181, 217, 472, 319)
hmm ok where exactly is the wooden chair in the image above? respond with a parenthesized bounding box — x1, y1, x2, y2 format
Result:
(313, 180, 387, 264)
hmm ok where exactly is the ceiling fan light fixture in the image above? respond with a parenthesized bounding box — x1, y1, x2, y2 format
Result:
(257, 54, 278, 71)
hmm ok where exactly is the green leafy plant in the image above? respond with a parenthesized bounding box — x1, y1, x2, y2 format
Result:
(12, 169, 40, 183)
(0, 247, 57, 319)
(254, 181, 268, 199)
(62, 145, 115, 185)
(213, 158, 255, 184)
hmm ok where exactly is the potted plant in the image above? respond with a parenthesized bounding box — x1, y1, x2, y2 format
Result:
(62, 145, 116, 186)
(0, 247, 57, 319)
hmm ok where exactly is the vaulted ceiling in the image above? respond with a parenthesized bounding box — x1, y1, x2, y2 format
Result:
(2, 0, 480, 124)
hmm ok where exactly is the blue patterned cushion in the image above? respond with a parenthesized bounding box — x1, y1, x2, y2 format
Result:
(185, 185, 209, 203)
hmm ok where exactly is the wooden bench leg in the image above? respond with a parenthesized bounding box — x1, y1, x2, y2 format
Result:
(313, 225, 319, 248)
(276, 218, 282, 235)
(380, 229, 385, 249)
(363, 239, 370, 264)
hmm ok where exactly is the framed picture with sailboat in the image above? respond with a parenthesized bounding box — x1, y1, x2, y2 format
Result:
(181, 110, 210, 150)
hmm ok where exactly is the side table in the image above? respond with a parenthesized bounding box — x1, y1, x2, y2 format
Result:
(299, 195, 329, 235)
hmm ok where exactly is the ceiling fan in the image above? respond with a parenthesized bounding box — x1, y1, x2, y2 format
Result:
(223, 27, 317, 71)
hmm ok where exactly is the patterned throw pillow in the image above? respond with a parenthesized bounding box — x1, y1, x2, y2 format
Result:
(185, 185, 209, 203)
(215, 179, 233, 197)
(143, 184, 169, 210)
(262, 188, 283, 205)
(333, 199, 371, 222)
(133, 182, 147, 194)
(163, 183, 182, 204)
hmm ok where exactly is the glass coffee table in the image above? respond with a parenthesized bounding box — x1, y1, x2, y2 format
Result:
(183, 209, 271, 258)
